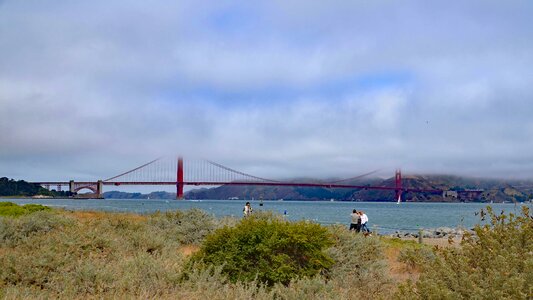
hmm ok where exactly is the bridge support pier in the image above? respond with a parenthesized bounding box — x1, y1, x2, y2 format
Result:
(69, 180, 75, 194)
(97, 180, 103, 198)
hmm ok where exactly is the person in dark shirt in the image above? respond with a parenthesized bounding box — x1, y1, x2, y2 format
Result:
(349, 209, 360, 231)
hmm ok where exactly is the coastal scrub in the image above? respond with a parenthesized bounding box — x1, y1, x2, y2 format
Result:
(0, 201, 50, 217)
(396, 206, 533, 299)
(188, 212, 335, 286)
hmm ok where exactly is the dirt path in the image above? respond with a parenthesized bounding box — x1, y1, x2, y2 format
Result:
(384, 236, 462, 283)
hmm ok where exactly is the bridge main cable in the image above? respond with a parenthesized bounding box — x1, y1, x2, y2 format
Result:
(103, 158, 161, 182)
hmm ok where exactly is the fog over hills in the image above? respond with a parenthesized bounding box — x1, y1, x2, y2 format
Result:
(104, 175, 533, 203)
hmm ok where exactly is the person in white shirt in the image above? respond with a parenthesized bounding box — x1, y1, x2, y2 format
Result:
(243, 202, 253, 217)
(360, 211, 370, 233)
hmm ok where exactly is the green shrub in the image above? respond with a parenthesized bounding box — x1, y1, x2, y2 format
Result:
(0, 205, 26, 217)
(0, 211, 73, 247)
(189, 213, 335, 286)
(0, 202, 50, 217)
(396, 206, 533, 299)
(22, 204, 51, 213)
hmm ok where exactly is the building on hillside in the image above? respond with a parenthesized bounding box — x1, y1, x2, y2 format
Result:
(443, 190, 458, 198)
(457, 190, 484, 201)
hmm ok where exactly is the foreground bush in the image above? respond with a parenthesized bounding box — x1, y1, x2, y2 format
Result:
(0, 211, 73, 247)
(189, 212, 335, 286)
(396, 206, 533, 299)
(0, 202, 50, 217)
(325, 225, 393, 298)
(0, 209, 395, 299)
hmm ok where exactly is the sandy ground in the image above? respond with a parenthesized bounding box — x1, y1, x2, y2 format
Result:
(179, 245, 200, 256)
(385, 236, 462, 282)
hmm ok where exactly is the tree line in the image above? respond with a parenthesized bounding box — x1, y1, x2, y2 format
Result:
(0, 177, 69, 197)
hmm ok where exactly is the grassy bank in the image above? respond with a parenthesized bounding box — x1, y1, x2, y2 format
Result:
(0, 203, 531, 299)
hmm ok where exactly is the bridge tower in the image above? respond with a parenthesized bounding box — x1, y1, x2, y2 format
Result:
(395, 169, 402, 201)
(177, 156, 184, 199)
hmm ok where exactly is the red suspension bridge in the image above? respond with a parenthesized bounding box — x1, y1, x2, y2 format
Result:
(33, 156, 442, 200)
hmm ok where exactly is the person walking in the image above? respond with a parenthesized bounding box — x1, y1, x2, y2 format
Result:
(350, 209, 360, 231)
(243, 202, 253, 217)
(360, 211, 370, 233)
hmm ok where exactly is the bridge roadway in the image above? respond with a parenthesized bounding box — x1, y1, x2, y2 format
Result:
(33, 180, 443, 198)
(31, 158, 442, 199)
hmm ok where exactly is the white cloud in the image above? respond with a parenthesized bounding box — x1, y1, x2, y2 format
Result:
(1, 0, 533, 183)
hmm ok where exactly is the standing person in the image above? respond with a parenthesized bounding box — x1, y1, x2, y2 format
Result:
(349, 209, 360, 231)
(357, 211, 362, 232)
(360, 211, 370, 233)
(243, 202, 253, 217)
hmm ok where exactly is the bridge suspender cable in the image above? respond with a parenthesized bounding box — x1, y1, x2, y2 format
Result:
(103, 158, 162, 182)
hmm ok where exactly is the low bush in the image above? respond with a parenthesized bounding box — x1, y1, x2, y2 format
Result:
(0, 208, 397, 298)
(21, 203, 51, 214)
(148, 208, 217, 245)
(325, 225, 393, 298)
(189, 212, 335, 286)
(0, 202, 50, 217)
(396, 206, 533, 299)
(397, 247, 436, 271)
(0, 211, 73, 247)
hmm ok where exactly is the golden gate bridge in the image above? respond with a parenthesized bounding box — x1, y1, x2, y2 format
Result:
(32, 156, 442, 200)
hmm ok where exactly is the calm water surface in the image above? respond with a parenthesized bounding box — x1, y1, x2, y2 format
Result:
(5, 198, 531, 234)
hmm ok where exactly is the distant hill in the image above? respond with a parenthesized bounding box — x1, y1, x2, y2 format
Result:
(102, 175, 533, 202)
(185, 178, 383, 201)
(103, 191, 176, 199)
(185, 175, 533, 203)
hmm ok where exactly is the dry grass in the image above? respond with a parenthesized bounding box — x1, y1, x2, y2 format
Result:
(71, 210, 148, 223)
(179, 245, 200, 256)
(401, 236, 462, 248)
(380, 236, 462, 284)
(1, 209, 426, 299)
(385, 246, 421, 283)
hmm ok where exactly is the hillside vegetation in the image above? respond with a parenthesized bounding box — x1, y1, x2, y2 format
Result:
(184, 175, 533, 202)
(396, 206, 532, 299)
(0, 203, 531, 299)
(0, 177, 69, 198)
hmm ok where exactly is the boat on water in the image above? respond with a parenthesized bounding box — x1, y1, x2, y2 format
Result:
(396, 194, 401, 204)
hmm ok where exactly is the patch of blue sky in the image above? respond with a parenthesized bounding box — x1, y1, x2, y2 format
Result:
(205, 4, 262, 35)
(155, 70, 415, 107)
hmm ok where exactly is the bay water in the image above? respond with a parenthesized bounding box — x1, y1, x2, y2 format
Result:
(5, 198, 531, 234)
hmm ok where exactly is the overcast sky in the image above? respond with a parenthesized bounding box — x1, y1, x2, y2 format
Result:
(1, 0, 533, 184)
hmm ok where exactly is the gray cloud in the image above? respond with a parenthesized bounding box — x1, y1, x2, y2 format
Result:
(1, 0, 533, 183)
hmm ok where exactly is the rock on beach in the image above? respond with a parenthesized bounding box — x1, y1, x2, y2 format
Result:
(389, 227, 472, 239)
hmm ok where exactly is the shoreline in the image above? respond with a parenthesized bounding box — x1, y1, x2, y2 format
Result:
(2, 196, 530, 204)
